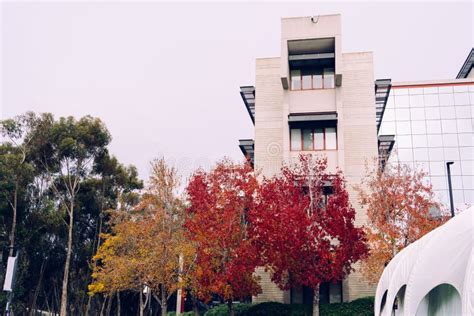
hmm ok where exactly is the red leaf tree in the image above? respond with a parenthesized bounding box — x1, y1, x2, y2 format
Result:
(250, 155, 368, 316)
(185, 160, 261, 315)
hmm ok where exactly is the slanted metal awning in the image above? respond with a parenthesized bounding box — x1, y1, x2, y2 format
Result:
(375, 79, 392, 132)
(240, 86, 255, 124)
(378, 134, 395, 171)
(288, 111, 337, 123)
(239, 139, 254, 167)
(456, 48, 474, 79)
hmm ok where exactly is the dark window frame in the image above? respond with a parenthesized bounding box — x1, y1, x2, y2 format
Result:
(290, 127, 338, 151)
(290, 67, 335, 91)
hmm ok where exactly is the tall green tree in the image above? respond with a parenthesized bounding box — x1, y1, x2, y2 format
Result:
(26, 114, 116, 315)
(0, 112, 143, 315)
(0, 113, 37, 257)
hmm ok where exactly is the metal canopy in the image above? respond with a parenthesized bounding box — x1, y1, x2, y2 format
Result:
(288, 111, 337, 123)
(378, 134, 395, 171)
(239, 139, 255, 167)
(375, 79, 392, 132)
(240, 86, 255, 124)
(456, 48, 474, 79)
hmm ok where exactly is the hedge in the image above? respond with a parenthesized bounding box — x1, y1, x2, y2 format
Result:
(320, 297, 374, 316)
(204, 303, 251, 316)
(203, 297, 374, 316)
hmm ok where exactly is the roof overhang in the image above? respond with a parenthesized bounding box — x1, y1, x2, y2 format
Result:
(378, 134, 395, 171)
(375, 79, 392, 132)
(239, 86, 255, 124)
(456, 48, 474, 79)
(238, 139, 254, 167)
(288, 111, 337, 123)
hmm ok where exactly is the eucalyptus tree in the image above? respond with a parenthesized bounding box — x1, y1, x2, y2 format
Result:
(27, 114, 111, 315)
(0, 113, 37, 257)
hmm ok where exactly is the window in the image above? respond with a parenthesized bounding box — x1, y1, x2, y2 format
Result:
(290, 67, 335, 90)
(290, 129, 301, 150)
(325, 127, 337, 149)
(302, 70, 312, 90)
(314, 128, 324, 150)
(313, 70, 323, 89)
(303, 129, 313, 150)
(323, 68, 335, 89)
(291, 70, 301, 90)
(290, 127, 337, 151)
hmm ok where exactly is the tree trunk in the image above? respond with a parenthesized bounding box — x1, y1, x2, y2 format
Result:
(227, 300, 234, 316)
(60, 199, 74, 316)
(139, 291, 144, 316)
(9, 182, 18, 257)
(312, 286, 320, 316)
(100, 296, 107, 316)
(106, 293, 113, 316)
(85, 296, 92, 316)
(116, 291, 121, 316)
(161, 286, 167, 316)
(192, 295, 199, 316)
(30, 259, 46, 316)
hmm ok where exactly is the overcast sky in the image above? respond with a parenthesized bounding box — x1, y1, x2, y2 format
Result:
(1, 1, 473, 182)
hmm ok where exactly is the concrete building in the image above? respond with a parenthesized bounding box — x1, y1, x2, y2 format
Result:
(238, 14, 474, 305)
(378, 49, 474, 211)
(238, 14, 378, 304)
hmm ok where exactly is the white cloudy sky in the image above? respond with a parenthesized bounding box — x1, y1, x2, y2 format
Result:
(1, 1, 473, 182)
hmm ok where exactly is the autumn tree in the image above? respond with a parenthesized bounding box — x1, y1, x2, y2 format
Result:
(185, 160, 261, 316)
(90, 158, 194, 316)
(250, 155, 368, 316)
(356, 162, 446, 283)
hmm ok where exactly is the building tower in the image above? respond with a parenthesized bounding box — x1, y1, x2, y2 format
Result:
(238, 14, 379, 303)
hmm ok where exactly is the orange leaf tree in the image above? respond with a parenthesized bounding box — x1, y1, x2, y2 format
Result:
(250, 155, 368, 316)
(356, 162, 447, 283)
(185, 160, 261, 316)
(89, 158, 194, 316)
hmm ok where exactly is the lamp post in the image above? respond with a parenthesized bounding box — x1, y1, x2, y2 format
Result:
(446, 162, 455, 218)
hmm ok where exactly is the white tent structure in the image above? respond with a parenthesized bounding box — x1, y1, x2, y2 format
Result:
(374, 207, 473, 316)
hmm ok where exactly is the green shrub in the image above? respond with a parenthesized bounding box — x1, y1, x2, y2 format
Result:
(242, 302, 311, 316)
(198, 297, 374, 316)
(167, 312, 195, 316)
(320, 297, 374, 316)
(204, 303, 251, 316)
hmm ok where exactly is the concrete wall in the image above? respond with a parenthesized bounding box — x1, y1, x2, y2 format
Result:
(340, 51, 379, 301)
(289, 89, 337, 114)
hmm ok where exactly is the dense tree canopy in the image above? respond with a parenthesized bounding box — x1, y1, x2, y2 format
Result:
(251, 155, 368, 316)
(356, 162, 447, 283)
(0, 112, 142, 315)
(185, 160, 261, 316)
(90, 158, 194, 316)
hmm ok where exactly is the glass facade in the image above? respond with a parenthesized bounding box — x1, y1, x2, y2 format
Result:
(379, 84, 474, 210)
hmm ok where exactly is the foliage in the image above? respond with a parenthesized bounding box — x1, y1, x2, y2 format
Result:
(356, 162, 447, 283)
(167, 312, 195, 316)
(202, 298, 374, 316)
(204, 303, 251, 316)
(242, 302, 309, 316)
(0, 112, 142, 315)
(185, 159, 261, 306)
(90, 158, 194, 316)
(250, 154, 368, 315)
(320, 297, 374, 316)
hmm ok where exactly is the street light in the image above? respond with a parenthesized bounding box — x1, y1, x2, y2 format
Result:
(446, 161, 455, 218)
